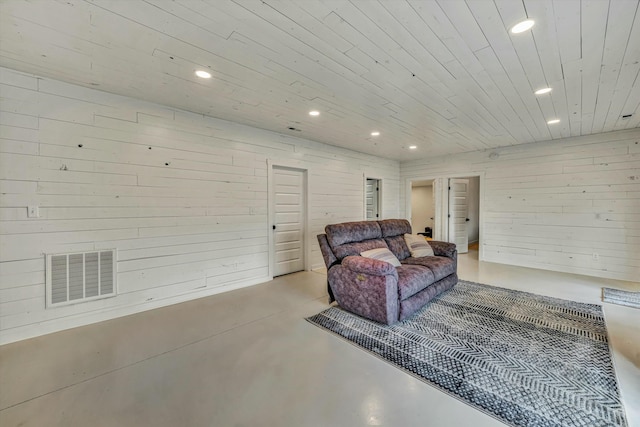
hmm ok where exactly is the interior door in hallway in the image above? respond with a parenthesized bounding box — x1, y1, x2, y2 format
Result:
(448, 178, 469, 254)
(365, 178, 380, 220)
(273, 167, 305, 276)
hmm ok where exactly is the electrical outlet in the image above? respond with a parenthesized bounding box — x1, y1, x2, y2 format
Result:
(27, 205, 39, 218)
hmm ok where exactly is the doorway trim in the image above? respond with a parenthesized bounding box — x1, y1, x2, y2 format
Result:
(267, 160, 310, 279)
(405, 172, 485, 261)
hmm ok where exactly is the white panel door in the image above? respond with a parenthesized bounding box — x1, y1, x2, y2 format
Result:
(273, 167, 305, 276)
(366, 178, 379, 220)
(448, 178, 469, 254)
(433, 178, 447, 241)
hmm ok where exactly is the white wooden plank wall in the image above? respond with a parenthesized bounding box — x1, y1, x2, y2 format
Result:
(401, 129, 640, 282)
(0, 67, 400, 344)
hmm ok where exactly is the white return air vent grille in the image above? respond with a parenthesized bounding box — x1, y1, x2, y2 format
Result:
(46, 250, 116, 307)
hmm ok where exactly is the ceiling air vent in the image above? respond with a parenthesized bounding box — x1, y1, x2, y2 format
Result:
(46, 250, 116, 307)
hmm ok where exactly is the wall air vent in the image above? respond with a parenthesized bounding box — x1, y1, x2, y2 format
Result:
(46, 250, 116, 308)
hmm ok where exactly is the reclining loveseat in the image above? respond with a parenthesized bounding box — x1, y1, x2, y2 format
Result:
(317, 219, 457, 325)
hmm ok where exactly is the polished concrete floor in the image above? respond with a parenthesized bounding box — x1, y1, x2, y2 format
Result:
(1, 248, 639, 427)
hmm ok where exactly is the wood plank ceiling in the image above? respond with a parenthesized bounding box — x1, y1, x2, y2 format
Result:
(1, 0, 639, 161)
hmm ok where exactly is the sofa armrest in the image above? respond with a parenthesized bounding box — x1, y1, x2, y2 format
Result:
(328, 258, 399, 324)
(317, 234, 338, 269)
(342, 255, 398, 277)
(428, 241, 457, 259)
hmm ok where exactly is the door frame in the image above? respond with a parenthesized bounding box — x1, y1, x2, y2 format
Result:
(267, 160, 310, 279)
(363, 175, 383, 220)
(405, 172, 485, 260)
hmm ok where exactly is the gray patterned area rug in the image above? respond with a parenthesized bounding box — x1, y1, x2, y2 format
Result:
(603, 287, 640, 309)
(307, 280, 628, 427)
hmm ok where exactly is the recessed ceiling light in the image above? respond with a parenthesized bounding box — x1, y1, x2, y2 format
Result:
(535, 87, 552, 95)
(371, 131, 380, 136)
(409, 145, 417, 150)
(547, 119, 560, 124)
(511, 19, 535, 34)
(195, 70, 212, 79)
(309, 110, 320, 116)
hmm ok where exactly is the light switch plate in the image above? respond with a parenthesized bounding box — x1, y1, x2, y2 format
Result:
(27, 205, 39, 218)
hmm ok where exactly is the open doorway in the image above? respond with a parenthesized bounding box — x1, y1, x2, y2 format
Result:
(410, 180, 435, 237)
(408, 175, 480, 255)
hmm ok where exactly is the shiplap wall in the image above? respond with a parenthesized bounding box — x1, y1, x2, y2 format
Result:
(402, 129, 640, 281)
(0, 67, 399, 344)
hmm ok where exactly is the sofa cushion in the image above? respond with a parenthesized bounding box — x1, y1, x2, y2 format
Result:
(333, 238, 388, 261)
(384, 235, 411, 261)
(398, 274, 458, 321)
(378, 219, 412, 237)
(325, 221, 382, 247)
(402, 256, 456, 282)
(404, 233, 435, 257)
(428, 240, 457, 259)
(360, 247, 401, 267)
(378, 219, 412, 260)
(396, 265, 435, 300)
